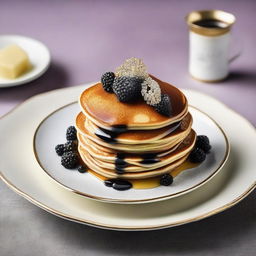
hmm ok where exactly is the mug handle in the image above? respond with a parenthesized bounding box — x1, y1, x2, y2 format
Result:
(229, 33, 243, 63)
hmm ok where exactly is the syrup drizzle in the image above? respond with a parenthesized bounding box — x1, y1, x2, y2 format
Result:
(94, 125, 128, 144)
(94, 122, 184, 191)
(94, 122, 180, 144)
(115, 153, 128, 174)
(140, 153, 159, 164)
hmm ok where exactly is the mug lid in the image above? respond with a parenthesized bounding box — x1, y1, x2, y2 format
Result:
(185, 10, 236, 36)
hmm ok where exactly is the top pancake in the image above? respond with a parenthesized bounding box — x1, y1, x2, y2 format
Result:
(79, 75, 188, 130)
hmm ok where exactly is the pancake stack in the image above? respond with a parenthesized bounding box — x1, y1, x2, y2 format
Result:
(76, 72, 196, 187)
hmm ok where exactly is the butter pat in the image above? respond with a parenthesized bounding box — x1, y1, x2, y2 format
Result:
(0, 44, 30, 79)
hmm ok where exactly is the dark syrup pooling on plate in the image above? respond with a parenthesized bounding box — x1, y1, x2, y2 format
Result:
(104, 179, 132, 191)
(193, 19, 228, 29)
(94, 124, 128, 144)
(104, 180, 114, 187)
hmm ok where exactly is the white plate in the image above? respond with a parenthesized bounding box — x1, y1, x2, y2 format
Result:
(0, 84, 255, 230)
(34, 102, 229, 203)
(0, 35, 50, 87)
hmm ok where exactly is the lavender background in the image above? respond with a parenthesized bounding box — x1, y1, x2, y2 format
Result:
(0, 0, 255, 256)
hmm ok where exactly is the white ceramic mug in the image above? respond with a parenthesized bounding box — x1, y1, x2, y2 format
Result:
(186, 10, 237, 82)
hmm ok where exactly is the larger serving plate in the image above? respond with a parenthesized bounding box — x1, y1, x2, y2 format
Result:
(33, 102, 229, 203)
(0, 84, 255, 230)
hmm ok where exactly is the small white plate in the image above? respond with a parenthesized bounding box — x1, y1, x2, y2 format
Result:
(0, 35, 50, 87)
(34, 103, 229, 203)
(0, 84, 255, 231)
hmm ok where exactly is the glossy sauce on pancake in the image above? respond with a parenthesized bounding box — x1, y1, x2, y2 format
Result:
(84, 160, 199, 189)
(80, 75, 187, 129)
(76, 111, 192, 144)
(79, 146, 190, 179)
(78, 130, 195, 173)
(78, 133, 183, 163)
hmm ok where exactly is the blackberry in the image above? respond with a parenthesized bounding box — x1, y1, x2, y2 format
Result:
(63, 141, 77, 153)
(196, 135, 211, 153)
(66, 126, 77, 141)
(154, 94, 172, 117)
(160, 173, 173, 186)
(189, 148, 206, 163)
(101, 72, 115, 93)
(77, 165, 87, 173)
(61, 152, 78, 169)
(55, 144, 65, 156)
(112, 76, 143, 103)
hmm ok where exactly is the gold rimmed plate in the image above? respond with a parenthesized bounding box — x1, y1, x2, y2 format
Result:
(33, 102, 229, 204)
(0, 84, 255, 230)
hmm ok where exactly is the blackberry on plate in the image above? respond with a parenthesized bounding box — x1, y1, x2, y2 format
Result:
(101, 72, 115, 93)
(66, 126, 77, 141)
(64, 141, 77, 153)
(189, 147, 206, 163)
(196, 135, 211, 153)
(61, 152, 78, 169)
(77, 165, 87, 173)
(55, 144, 65, 156)
(113, 76, 143, 103)
(154, 94, 172, 117)
(160, 173, 173, 186)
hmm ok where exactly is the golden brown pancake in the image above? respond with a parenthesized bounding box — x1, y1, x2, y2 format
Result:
(78, 133, 183, 163)
(78, 130, 190, 153)
(79, 75, 188, 130)
(76, 111, 192, 144)
(79, 147, 189, 179)
(78, 130, 196, 174)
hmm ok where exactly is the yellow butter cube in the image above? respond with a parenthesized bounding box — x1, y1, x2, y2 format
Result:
(0, 44, 30, 79)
